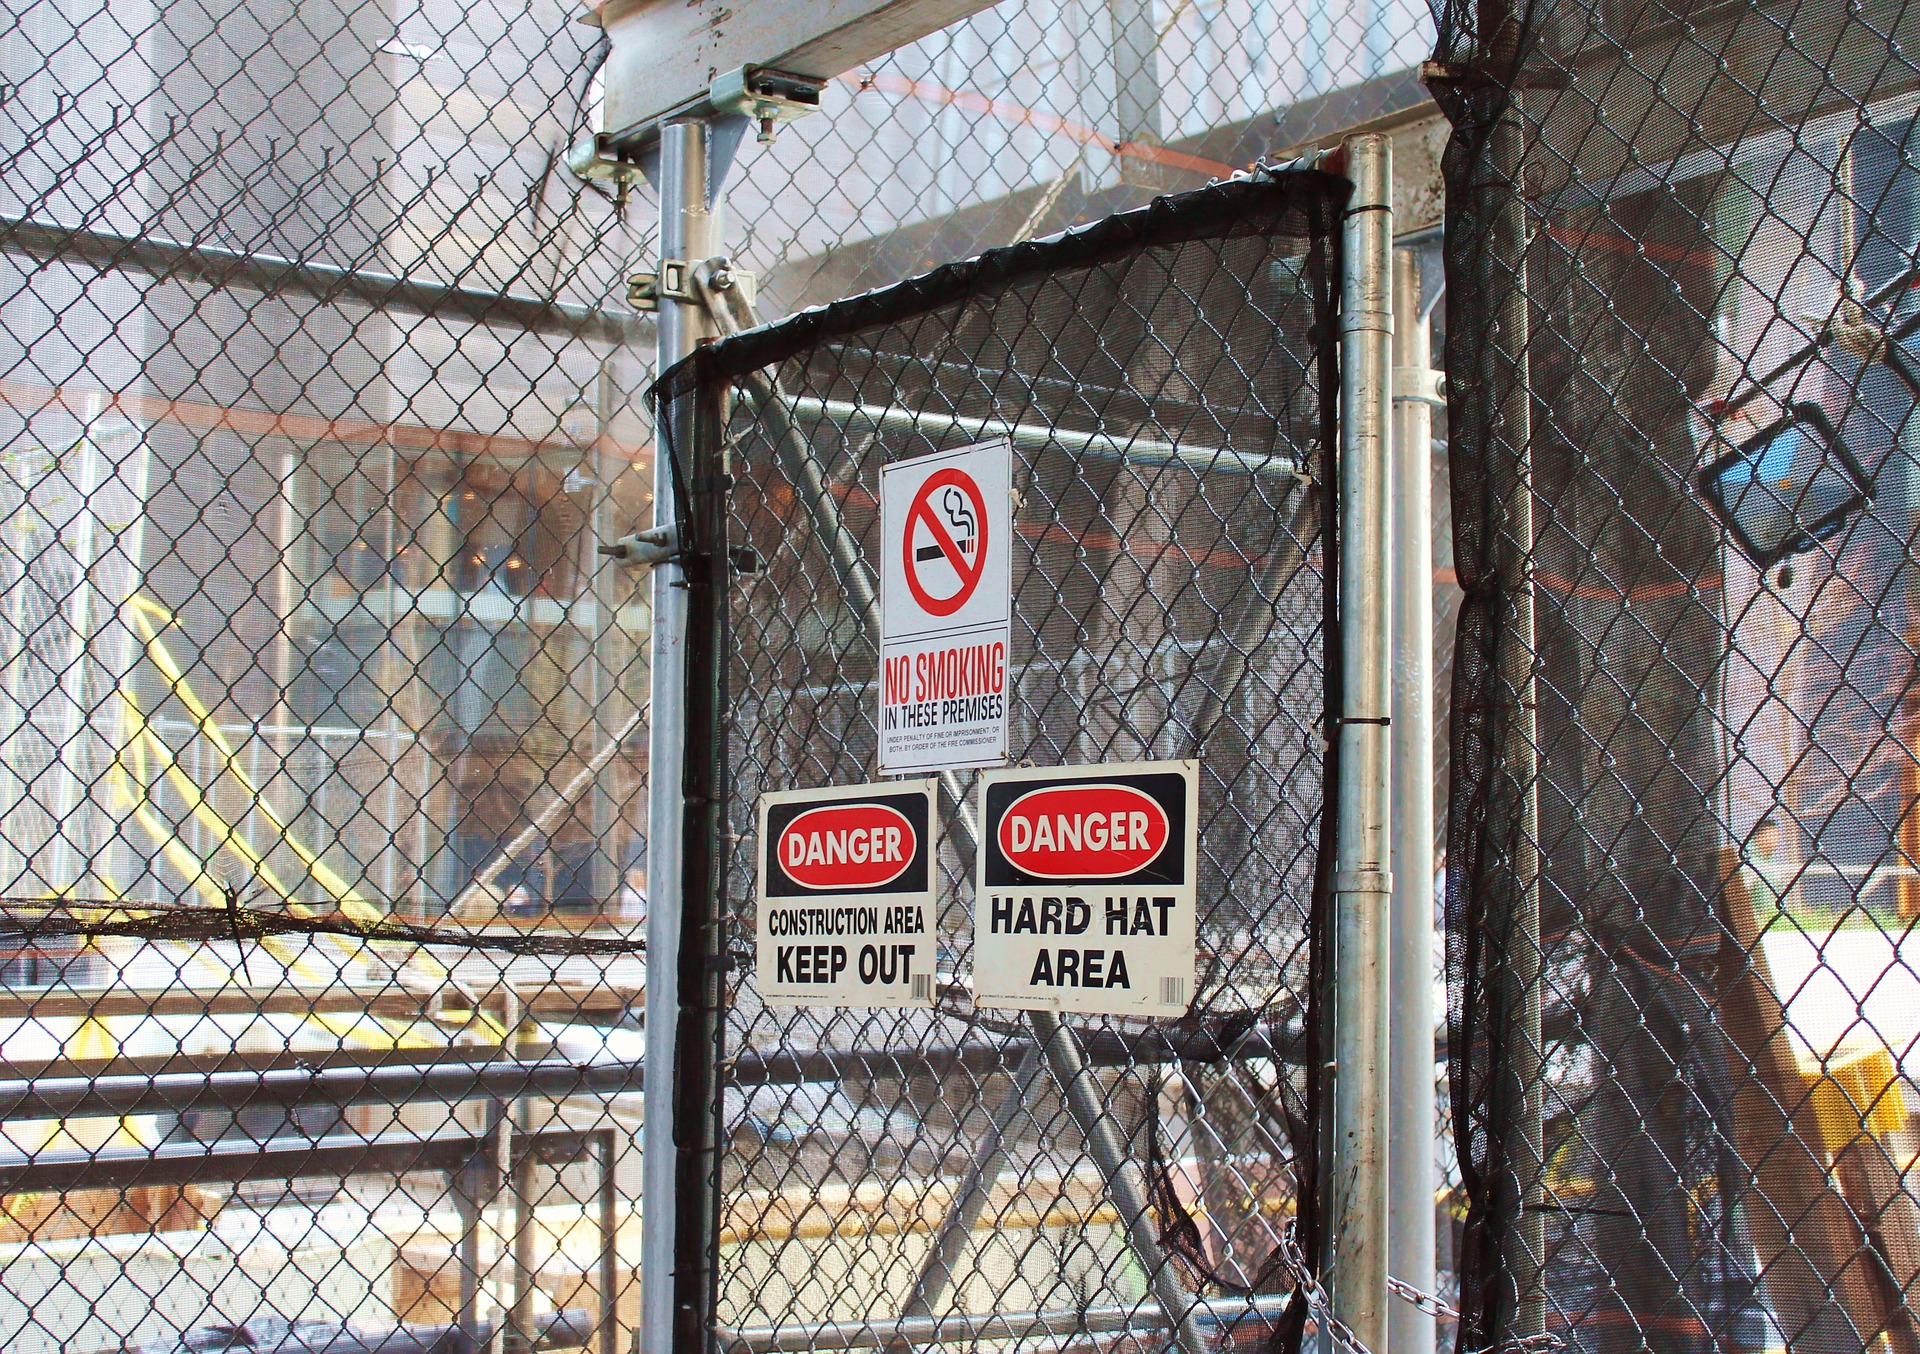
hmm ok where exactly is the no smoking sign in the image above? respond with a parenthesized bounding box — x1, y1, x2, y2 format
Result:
(904, 468, 989, 616)
(879, 440, 1012, 775)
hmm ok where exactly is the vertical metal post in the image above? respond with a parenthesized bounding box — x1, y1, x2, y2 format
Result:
(1388, 247, 1437, 1354)
(1486, 103, 1544, 1347)
(456, 1149, 483, 1341)
(599, 1131, 620, 1354)
(1329, 130, 1394, 1354)
(642, 116, 717, 1354)
(509, 994, 538, 1350)
(1102, 0, 1164, 190)
(588, 357, 625, 912)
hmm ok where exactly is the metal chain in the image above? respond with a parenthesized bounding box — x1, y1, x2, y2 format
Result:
(1386, 1272, 1463, 1323)
(1276, 1222, 1376, 1354)
(1278, 1223, 1564, 1354)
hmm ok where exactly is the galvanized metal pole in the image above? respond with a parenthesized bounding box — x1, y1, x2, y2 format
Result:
(1328, 130, 1394, 1354)
(1388, 246, 1437, 1354)
(642, 116, 716, 1354)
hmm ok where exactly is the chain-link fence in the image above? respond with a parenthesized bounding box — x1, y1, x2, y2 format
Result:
(0, 0, 1462, 1346)
(655, 165, 1347, 1354)
(1434, 0, 1920, 1349)
(2, 0, 656, 1348)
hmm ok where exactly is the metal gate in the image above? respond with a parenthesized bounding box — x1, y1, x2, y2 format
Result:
(646, 155, 1381, 1352)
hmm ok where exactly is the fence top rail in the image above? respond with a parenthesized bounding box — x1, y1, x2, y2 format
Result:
(649, 167, 1352, 409)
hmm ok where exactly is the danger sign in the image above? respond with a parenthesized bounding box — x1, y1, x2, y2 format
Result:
(756, 779, 938, 1008)
(973, 760, 1198, 1017)
(879, 440, 1013, 774)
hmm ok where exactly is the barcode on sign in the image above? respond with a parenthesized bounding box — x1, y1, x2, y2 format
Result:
(911, 973, 934, 1003)
(1161, 976, 1187, 1007)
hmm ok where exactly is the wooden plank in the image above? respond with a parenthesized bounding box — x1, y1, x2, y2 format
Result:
(1835, 1134, 1920, 1354)
(596, 0, 995, 138)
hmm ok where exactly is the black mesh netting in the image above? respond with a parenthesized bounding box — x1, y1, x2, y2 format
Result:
(1433, 0, 1920, 1352)
(653, 169, 1348, 1351)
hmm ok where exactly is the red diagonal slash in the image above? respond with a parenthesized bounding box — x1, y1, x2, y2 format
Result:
(904, 468, 988, 617)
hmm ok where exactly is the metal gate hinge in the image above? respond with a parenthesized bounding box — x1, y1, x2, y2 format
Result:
(627, 260, 696, 312)
(598, 523, 679, 569)
(1393, 366, 1446, 406)
(629, 259, 758, 314)
(700, 259, 756, 311)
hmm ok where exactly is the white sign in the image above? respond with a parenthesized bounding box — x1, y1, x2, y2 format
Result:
(878, 439, 1013, 774)
(972, 760, 1198, 1017)
(755, 779, 938, 1008)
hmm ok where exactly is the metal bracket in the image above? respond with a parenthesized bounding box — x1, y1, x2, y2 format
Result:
(709, 66, 827, 144)
(564, 131, 647, 185)
(630, 258, 755, 314)
(1392, 366, 1446, 407)
(699, 258, 757, 311)
(598, 523, 680, 569)
(627, 260, 690, 312)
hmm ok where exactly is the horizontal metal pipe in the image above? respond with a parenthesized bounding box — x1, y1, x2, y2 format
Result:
(0, 1020, 1328, 1123)
(717, 1295, 1292, 1352)
(731, 1026, 1304, 1087)
(787, 396, 1302, 478)
(0, 1129, 480, 1194)
(183, 1308, 596, 1354)
(0, 1055, 649, 1121)
(0, 1023, 1371, 1121)
(2, 1046, 549, 1085)
(0, 214, 643, 344)
(0, 1125, 606, 1194)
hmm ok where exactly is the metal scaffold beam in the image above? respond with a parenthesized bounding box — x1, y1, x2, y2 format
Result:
(0, 215, 643, 343)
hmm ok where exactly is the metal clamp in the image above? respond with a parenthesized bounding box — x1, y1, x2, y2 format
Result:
(710, 66, 827, 144)
(564, 131, 646, 185)
(598, 523, 680, 569)
(1393, 366, 1446, 406)
(631, 258, 756, 314)
(628, 260, 697, 312)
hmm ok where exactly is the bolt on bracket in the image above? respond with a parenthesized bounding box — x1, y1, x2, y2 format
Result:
(598, 523, 680, 569)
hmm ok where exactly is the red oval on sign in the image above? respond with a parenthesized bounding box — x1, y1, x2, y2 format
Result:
(778, 804, 915, 890)
(997, 783, 1169, 879)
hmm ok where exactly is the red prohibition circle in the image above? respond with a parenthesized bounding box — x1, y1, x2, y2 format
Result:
(902, 468, 989, 617)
